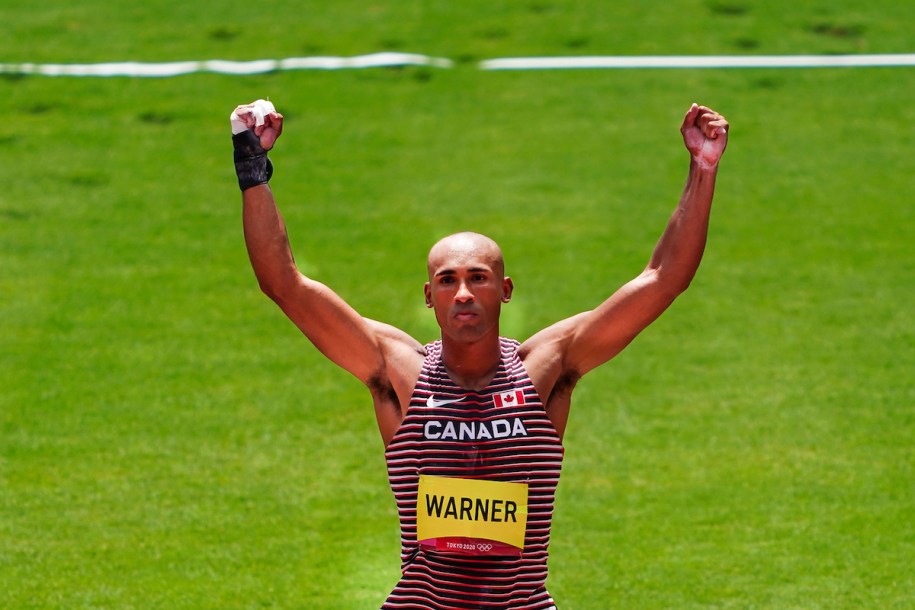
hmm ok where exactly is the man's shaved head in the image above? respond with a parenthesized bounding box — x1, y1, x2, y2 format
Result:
(427, 232, 505, 279)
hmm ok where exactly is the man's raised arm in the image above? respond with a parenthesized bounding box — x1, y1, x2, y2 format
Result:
(231, 101, 389, 385)
(526, 104, 729, 379)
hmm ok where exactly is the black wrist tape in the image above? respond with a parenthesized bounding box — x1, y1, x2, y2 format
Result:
(233, 130, 274, 191)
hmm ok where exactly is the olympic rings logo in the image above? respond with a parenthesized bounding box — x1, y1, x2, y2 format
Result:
(476, 543, 493, 552)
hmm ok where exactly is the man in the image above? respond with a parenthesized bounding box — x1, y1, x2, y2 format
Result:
(231, 99, 728, 609)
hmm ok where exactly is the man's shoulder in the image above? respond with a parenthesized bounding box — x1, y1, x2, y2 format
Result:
(518, 313, 588, 357)
(366, 319, 424, 350)
(365, 319, 427, 379)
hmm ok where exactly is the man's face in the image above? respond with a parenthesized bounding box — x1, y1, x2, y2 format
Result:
(424, 234, 513, 344)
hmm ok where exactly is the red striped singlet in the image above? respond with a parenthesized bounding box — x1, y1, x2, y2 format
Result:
(382, 338, 564, 609)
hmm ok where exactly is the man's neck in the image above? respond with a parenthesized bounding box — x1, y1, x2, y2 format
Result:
(440, 332, 501, 391)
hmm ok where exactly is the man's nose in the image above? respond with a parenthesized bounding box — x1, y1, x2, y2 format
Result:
(454, 281, 474, 302)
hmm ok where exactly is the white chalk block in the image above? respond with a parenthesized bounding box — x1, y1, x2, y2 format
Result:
(230, 99, 276, 134)
(249, 99, 275, 127)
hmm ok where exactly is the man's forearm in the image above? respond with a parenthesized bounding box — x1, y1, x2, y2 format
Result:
(646, 159, 718, 294)
(242, 185, 300, 301)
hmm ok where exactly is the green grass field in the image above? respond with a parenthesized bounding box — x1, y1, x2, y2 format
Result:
(2, 1, 913, 608)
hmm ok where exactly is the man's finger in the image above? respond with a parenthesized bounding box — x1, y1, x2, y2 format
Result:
(230, 100, 276, 135)
(709, 118, 729, 137)
(681, 103, 700, 131)
(230, 105, 259, 134)
(697, 111, 727, 138)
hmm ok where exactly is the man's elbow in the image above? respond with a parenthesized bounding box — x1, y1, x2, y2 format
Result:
(646, 266, 696, 301)
(255, 269, 302, 305)
(257, 278, 282, 302)
(669, 272, 697, 296)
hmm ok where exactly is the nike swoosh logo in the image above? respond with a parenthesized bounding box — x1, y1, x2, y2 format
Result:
(426, 395, 467, 408)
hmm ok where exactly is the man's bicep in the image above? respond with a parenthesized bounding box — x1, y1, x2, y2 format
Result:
(273, 274, 388, 383)
(563, 271, 677, 375)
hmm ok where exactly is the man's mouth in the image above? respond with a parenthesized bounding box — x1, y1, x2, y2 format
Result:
(454, 309, 477, 321)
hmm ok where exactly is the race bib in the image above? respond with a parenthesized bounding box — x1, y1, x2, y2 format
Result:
(417, 474, 528, 556)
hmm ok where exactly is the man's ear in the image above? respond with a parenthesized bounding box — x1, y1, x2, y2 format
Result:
(424, 282, 433, 308)
(502, 277, 514, 303)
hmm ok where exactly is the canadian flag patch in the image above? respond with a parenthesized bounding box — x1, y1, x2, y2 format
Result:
(493, 389, 526, 408)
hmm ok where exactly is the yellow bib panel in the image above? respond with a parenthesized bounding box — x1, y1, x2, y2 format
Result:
(417, 474, 529, 555)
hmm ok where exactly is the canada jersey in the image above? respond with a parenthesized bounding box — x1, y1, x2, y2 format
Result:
(382, 338, 564, 610)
